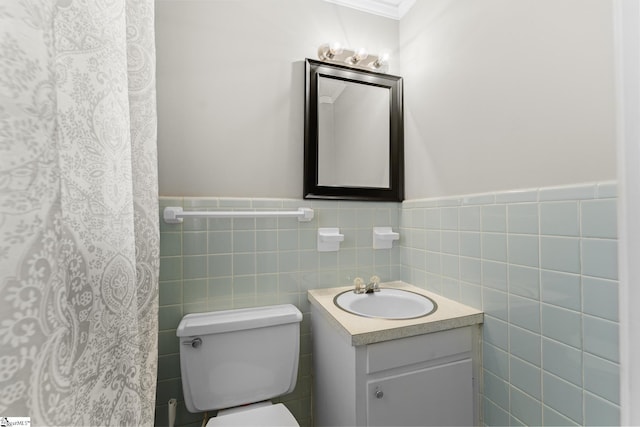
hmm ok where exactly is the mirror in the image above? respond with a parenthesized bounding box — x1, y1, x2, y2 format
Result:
(304, 59, 404, 201)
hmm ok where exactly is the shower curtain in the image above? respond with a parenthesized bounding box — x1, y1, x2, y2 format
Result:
(0, 1, 159, 425)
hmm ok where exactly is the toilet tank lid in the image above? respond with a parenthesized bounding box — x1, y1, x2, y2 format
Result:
(177, 304, 302, 337)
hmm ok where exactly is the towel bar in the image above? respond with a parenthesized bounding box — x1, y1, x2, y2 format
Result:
(163, 206, 314, 224)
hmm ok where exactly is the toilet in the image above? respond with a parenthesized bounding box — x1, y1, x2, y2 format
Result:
(177, 304, 303, 426)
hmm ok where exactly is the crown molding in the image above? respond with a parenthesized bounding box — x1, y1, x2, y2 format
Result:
(323, 0, 416, 20)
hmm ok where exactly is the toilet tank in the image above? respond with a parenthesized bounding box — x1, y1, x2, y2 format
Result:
(177, 304, 303, 413)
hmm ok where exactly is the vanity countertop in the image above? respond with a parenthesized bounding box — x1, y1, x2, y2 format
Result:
(308, 281, 483, 346)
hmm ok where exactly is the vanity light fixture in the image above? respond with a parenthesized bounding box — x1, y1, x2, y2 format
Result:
(369, 52, 390, 70)
(317, 42, 390, 72)
(318, 42, 344, 60)
(346, 47, 368, 65)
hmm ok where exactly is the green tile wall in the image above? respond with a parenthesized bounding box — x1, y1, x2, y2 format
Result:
(400, 182, 620, 426)
(155, 197, 400, 427)
(155, 183, 620, 427)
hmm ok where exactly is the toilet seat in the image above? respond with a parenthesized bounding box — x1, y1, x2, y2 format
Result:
(206, 403, 299, 427)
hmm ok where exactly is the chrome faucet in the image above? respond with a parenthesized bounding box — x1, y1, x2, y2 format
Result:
(353, 276, 381, 294)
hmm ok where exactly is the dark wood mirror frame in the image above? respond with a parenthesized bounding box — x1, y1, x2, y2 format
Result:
(304, 58, 404, 202)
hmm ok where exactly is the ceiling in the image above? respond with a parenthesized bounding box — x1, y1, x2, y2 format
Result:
(323, 0, 416, 20)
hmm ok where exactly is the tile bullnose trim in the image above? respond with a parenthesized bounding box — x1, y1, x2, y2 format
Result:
(402, 181, 617, 206)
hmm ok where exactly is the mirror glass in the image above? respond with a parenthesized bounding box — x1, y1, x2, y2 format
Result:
(304, 59, 404, 202)
(317, 77, 390, 188)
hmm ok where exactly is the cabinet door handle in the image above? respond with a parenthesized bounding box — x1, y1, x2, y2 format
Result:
(375, 388, 384, 399)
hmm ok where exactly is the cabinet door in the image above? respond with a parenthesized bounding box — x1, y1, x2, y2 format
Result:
(367, 358, 473, 426)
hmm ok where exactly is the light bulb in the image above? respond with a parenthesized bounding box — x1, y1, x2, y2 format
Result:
(320, 42, 343, 60)
(354, 47, 368, 60)
(347, 47, 368, 65)
(372, 52, 390, 69)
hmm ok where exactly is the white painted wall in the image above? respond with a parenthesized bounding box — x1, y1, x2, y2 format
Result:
(400, 0, 617, 199)
(157, 0, 617, 199)
(155, 0, 399, 197)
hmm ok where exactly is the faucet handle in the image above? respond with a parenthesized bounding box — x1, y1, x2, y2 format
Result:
(353, 277, 365, 294)
(369, 275, 381, 291)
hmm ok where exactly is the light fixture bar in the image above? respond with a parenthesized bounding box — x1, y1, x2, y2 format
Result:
(317, 43, 390, 72)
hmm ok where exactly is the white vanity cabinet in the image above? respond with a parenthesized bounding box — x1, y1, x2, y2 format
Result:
(311, 304, 480, 427)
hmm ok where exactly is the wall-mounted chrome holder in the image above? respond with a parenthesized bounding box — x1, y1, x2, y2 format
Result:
(373, 227, 400, 249)
(318, 228, 344, 252)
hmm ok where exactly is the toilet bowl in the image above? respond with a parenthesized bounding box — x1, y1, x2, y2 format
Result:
(177, 305, 303, 426)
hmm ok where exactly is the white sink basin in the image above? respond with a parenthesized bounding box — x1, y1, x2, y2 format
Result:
(334, 288, 437, 319)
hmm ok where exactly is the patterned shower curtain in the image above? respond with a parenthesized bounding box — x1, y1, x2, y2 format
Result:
(0, 0, 159, 425)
